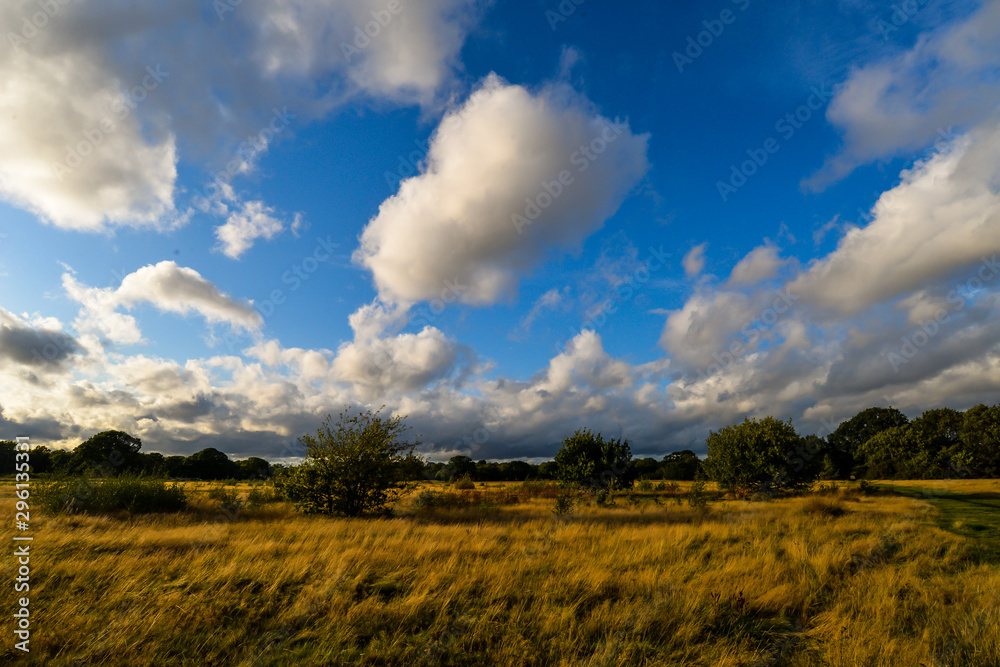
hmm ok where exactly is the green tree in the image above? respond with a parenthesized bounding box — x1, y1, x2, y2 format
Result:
(703, 416, 813, 497)
(827, 407, 909, 478)
(74, 431, 143, 475)
(660, 450, 701, 480)
(553, 429, 634, 492)
(959, 404, 1000, 478)
(185, 448, 239, 480)
(279, 408, 416, 517)
(444, 455, 476, 481)
(236, 456, 272, 480)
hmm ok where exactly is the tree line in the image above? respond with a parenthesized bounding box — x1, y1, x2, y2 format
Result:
(0, 430, 272, 480)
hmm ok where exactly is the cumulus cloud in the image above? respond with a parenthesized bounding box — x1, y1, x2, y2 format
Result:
(355, 74, 650, 305)
(804, 0, 1000, 190)
(791, 120, 1000, 314)
(64, 262, 262, 344)
(215, 200, 300, 259)
(0, 0, 481, 231)
(728, 245, 787, 286)
(331, 301, 472, 399)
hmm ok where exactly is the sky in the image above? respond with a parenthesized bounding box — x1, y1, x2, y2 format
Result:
(1, 0, 999, 461)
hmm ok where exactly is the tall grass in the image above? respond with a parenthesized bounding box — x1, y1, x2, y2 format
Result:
(2, 481, 998, 665)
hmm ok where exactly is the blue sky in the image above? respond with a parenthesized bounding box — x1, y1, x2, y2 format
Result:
(1, 0, 999, 460)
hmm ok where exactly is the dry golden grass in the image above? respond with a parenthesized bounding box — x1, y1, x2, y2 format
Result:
(1, 480, 998, 666)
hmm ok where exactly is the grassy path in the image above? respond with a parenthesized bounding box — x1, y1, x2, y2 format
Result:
(880, 482, 1000, 562)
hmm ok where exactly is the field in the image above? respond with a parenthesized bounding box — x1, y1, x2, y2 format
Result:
(2, 480, 999, 666)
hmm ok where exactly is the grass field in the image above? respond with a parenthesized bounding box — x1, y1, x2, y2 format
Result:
(2, 480, 999, 666)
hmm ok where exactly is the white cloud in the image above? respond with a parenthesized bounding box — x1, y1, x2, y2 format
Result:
(728, 245, 787, 286)
(64, 261, 262, 344)
(682, 243, 707, 278)
(355, 74, 650, 305)
(331, 301, 471, 399)
(804, 0, 1000, 190)
(215, 201, 299, 259)
(791, 119, 1000, 314)
(0, 0, 481, 232)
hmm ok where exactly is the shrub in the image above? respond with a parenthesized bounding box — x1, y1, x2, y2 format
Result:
(553, 491, 576, 516)
(38, 475, 186, 514)
(453, 474, 475, 490)
(686, 479, 708, 510)
(208, 486, 243, 511)
(279, 408, 415, 517)
(247, 485, 281, 508)
(554, 429, 635, 492)
(637, 479, 654, 492)
(703, 416, 816, 498)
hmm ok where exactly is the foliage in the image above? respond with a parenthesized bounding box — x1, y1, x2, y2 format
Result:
(827, 406, 909, 478)
(74, 430, 144, 475)
(703, 416, 815, 497)
(960, 404, 1000, 478)
(553, 490, 576, 516)
(279, 407, 415, 517)
(453, 474, 475, 490)
(553, 428, 635, 492)
(660, 450, 702, 480)
(37, 475, 186, 514)
(686, 479, 708, 509)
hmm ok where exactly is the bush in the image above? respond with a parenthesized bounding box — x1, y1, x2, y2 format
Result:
(207, 485, 242, 511)
(553, 490, 576, 516)
(554, 429, 634, 492)
(279, 408, 415, 517)
(38, 475, 186, 514)
(247, 485, 281, 508)
(686, 480, 708, 510)
(453, 474, 475, 490)
(703, 416, 816, 498)
(636, 480, 654, 492)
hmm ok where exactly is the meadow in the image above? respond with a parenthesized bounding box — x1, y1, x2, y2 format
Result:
(2, 479, 999, 666)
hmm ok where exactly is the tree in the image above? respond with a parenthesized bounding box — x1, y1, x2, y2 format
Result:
(960, 404, 1000, 478)
(236, 456, 272, 480)
(0, 441, 15, 475)
(703, 416, 814, 497)
(444, 455, 476, 481)
(857, 425, 918, 479)
(185, 448, 239, 480)
(553, 429, 634, 492)
(74, 431, 143, 475)
(279, 408, 416, 517)
(660, 450, 701, 480)
(827, 407, 909, 478)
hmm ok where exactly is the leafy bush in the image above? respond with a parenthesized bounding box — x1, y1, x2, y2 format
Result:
(246, 485, 281, 508)
(636, 480, 653, 492)
(686, 480, 708, 510)
(553, 491, 576, 516)
(207, 485, 242, 511)
(554, 429, 635, 492)
(703, 416, 816, 498)
(453, 474, 475, 490)
(279, 408, 415, 517)
(38, 475, 186, 514)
